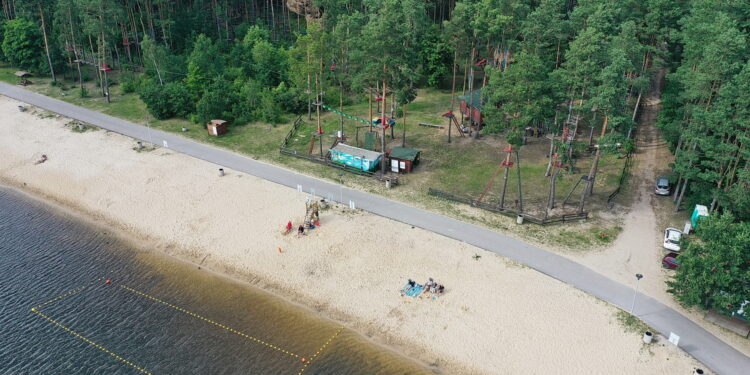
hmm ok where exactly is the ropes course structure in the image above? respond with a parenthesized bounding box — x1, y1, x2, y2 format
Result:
(321, 104, 395, 129)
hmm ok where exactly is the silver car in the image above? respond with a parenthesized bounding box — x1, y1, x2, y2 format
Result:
(655, 177, 670, 195)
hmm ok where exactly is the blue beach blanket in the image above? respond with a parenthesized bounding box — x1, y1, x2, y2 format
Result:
(402, 283, 425, 298)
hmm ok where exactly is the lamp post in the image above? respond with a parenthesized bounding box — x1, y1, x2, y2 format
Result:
(144, 116, 153, 146)
(630, 273, 644, 314)
(338, 173, 344, 203)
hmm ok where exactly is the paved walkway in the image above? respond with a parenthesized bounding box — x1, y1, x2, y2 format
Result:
(2, 82, 747, 374)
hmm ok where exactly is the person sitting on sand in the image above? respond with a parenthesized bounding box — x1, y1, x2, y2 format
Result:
(425, 278, 435, 289)
(438, 285, 445, 294)
(284, 221, 293, 233)
(297, 225, 305, 236)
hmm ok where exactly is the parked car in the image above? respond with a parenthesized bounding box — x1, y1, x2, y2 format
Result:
(655, 177, 671, 195)
(662, 252, 680, 269)
(663, 228, 683, 251)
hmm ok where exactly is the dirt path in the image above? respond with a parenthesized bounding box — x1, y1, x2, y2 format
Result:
(571, 70, 750, 357)
(577, 70, 673, 301)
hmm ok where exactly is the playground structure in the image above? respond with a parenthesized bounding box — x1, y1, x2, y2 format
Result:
(445, 48, 491, 142)
(304, 199, 320, 227)
(319, 103, 394, 152)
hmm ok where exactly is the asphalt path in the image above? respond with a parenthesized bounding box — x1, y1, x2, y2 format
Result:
(2, 82, 748, 374)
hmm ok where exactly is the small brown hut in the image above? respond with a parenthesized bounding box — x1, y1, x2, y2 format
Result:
(387, 147, 421, 173)
(207, 119, 228, 137)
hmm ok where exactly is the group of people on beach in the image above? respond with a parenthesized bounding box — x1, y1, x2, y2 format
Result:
(283, 220, 319, 237)
(403, 278, 445, 296)
(425, 278, 445, 295)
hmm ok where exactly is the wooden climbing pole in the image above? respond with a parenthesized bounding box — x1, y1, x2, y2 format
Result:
(308, 134, 316, 154)
(545, 153, 565, 219)
(477, 145, 523, 214)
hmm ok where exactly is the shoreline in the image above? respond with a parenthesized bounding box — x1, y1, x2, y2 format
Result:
(0, 96, 709, 374)
(0, 183, 436, 372)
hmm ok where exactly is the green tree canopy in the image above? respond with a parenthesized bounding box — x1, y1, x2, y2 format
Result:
(483, 50, 553, 145)
(668, 213, 750, 319)
(2, 18, 46, 72)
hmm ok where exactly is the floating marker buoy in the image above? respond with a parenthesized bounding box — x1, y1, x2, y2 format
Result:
(105, 279, 111, 284)
(301, 358, 307, 363)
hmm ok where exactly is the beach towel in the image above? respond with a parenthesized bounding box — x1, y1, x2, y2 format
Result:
(402, 283, 425, 298)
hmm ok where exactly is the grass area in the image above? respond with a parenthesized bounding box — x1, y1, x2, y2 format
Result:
(549, 226, 623, 249)
(1, 63, 630, 248)
(287, 86, 626, 215)
(616, 310, 655, 335)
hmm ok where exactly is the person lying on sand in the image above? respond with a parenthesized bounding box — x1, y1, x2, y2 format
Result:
(34, 154, 48, 165)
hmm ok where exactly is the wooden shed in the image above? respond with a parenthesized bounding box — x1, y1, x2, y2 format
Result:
(459, 89, 484, 125)
(387, 147, 421, 173)
(207, 119, 228, 137)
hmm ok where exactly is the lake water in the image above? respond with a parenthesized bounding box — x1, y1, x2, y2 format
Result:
(0, 187, 433, 374)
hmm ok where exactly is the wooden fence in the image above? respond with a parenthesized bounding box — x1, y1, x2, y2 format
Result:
(428, 188, 588, 225)
(280, 116, 304, 148)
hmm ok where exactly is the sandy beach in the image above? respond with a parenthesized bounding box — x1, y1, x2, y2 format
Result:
(0, 96, 708, 374)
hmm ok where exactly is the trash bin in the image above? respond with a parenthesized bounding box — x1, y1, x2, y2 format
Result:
(516, 214, 524, 225)
(643, 331, 653, 344)
(385, 179, 391, 189)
